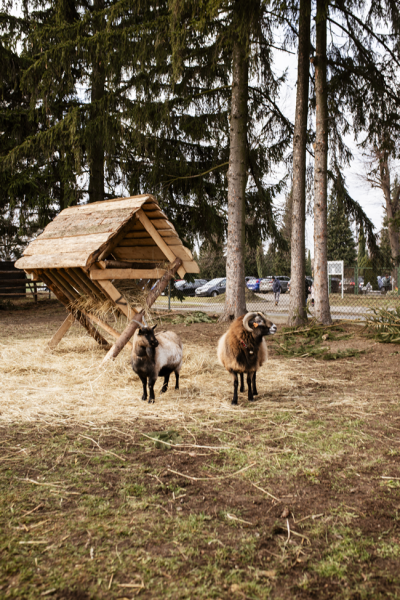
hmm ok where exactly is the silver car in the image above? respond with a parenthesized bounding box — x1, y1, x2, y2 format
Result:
(259, 276, 290, 293)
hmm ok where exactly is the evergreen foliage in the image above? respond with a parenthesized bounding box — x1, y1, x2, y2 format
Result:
(327, 187, 357, 266)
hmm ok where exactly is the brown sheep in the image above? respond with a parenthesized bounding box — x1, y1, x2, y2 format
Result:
(217, 312, 276, 405)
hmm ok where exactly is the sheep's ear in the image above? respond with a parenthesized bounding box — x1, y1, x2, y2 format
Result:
(152, 324, 157, 330)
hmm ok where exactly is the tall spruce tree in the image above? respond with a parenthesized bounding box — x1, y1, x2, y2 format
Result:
(170, 0, 291, 320)
(289, 0, 312, 325)
(327, 191, 357, 265)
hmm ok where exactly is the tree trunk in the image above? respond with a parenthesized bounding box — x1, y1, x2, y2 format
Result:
(288, 0, 311, 326)
(313, 0, 332, 325)
(88, 0, 105, 203)
(221, 38, 248, 321)
(378, 151, 400, 287)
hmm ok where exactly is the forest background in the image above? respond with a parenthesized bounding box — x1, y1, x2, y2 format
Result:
(1, 0, 399, 323)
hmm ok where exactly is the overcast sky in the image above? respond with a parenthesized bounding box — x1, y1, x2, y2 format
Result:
(273, 39, 393, 258)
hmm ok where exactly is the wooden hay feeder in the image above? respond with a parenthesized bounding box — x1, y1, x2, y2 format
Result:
(15, 194, 199, 361)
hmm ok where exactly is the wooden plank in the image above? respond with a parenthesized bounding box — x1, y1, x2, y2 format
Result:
(39, 209, 137, 240)
(113, 246, 167, 262)
(151, 219, 177, 231)
(136, 209, 185, 278)
(15, 253, 90, 270)
(70, 268, 106, 301)
(82, 312, 133, 350)
(90, 268, 167, 280)
(62, 195, 153, 214)
(124, 230, 179, 240)
(94, 277, 139, 319)
(66, 268, 101, 300)
(165, 243, 194, 261)
(103, 260, 161, 269)
(46, 271, 76, 303)
(24, 232, 112, 256)
(119, 239, 160, 247)
(38, 270, 110, 349)
(48, 314, 75, 349)
(58, 268, 84, 295)
(96, 217, 139, 262)
(142, 209, 167, 220)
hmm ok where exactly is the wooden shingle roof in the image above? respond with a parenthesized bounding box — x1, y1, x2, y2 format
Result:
(15, 194, 199, 277)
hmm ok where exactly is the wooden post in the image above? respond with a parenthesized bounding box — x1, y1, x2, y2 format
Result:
(48, 314, 75, 349)
(39, 271, 111, 349)
(102, 258, 182, 363)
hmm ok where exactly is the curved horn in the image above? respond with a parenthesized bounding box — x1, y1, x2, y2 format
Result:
(142, 315, 149, 327)
(131, 319, 144, 328)
(243, 312, 257, 332)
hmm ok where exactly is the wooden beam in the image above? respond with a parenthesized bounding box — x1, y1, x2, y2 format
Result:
(90, 268, 167, 280)
(136, 209, 186, 278)
(103, 260, 161, 269)
(91, 267, 140, 319)
(102, 258, 183, 363)
(70, 268, 106, 301)
(82, 312, 132, 350)
(48, 314, 75, 349)
(39, 271, 111, 349)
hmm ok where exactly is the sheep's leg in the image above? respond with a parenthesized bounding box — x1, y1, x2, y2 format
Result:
(148, 377, 157, 403)
(140, 376, 148, 401)
(239, 373, 245, 392)
(175, 372, 179, 390)
(252, 372, 258, 396)
(247, 373, 254, 402)
(161, 372, 171, 394)
(232, 372, 239, 405)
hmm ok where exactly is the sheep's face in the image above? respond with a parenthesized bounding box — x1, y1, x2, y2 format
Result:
(137, 325, 159, 348)
(247, 313, 277, 338)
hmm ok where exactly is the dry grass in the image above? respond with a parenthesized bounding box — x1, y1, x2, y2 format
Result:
(0, 332, 328, 424)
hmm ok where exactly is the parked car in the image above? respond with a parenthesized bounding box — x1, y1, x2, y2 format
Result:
(260, 276, 290, 293)
(195, 277, 226, 297)
(174, 279, 208, 296)
(246, 278, 261, 292)
(287, 277, 313, 294)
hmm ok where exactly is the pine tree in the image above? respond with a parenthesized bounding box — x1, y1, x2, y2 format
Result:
(289, 0, 311, 326)
(170, 0, 291, 320)
(327, 192, 357, 265)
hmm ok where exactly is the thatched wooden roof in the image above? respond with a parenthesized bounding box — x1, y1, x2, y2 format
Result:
(15, 194, 199, 276)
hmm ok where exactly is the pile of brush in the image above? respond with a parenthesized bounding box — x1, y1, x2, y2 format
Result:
(366, 306, 400, 344)
(272, 322, 363, 360)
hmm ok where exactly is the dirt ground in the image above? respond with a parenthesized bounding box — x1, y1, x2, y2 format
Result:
(1, 300, 400, 599)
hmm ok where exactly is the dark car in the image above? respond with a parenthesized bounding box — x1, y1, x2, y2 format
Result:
(195, 277, 226, 297)
(174, 279, 208, 297)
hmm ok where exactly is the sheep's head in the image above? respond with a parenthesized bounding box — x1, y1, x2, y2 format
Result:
(243, 312, 277, 338)
(136, 324, 159, 348)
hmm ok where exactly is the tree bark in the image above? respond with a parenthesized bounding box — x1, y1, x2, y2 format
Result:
(221, 38, 248, 321)
(88, 0, 105, 203)
(288, 0, 311, 326)
(377, 151, 400, 286)
(313, 0, 332, 325)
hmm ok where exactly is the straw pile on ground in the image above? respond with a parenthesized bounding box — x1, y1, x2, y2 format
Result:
(0, 332, 314, 424)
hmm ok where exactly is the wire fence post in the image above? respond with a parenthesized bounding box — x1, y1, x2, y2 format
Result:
(354, 266, 358, 295)
(168, 280, 171, 310)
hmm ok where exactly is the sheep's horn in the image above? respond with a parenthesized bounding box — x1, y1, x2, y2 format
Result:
(243, 312, 257, 332)
(130, 319, 144, 328)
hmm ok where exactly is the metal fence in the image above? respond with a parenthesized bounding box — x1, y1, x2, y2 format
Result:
(152, 265, 400, 321)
